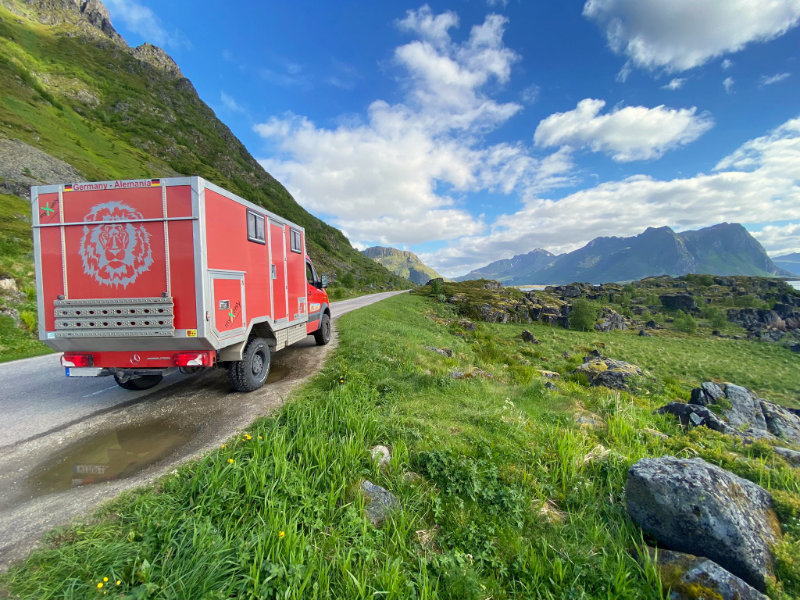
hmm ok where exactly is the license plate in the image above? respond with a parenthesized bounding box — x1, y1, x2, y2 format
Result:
(65, 367, 103, 377)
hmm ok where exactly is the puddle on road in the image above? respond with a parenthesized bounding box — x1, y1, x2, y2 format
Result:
(266, 364, 290, 383)
(25, 419, 197, 497)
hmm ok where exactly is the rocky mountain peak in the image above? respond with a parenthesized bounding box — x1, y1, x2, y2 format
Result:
(132, 43, 184, 79)
(18, 0, 123, 43)
(77, 0, 118, 40)
(18, 0, 184, 79)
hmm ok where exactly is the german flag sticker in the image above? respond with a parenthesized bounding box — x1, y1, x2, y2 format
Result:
(151, 179, 161, 187)
(64, 184, 73, 192)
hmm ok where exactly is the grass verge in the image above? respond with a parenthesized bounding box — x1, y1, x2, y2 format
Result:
(1, 294, 798, 599)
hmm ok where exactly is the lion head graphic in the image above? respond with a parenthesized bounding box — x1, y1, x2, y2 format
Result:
(80, 201, 154, 288)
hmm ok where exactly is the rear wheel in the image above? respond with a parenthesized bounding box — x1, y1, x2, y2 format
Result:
(228, 336, 271, 392)
(114, 373, 163, 391)
(314, 313, 331, 346)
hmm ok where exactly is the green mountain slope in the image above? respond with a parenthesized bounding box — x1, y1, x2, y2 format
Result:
(0, 0, 407, 297)
(361, 246, 442, 285)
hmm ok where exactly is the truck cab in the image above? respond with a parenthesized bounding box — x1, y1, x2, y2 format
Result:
(305, 258, 331, 345)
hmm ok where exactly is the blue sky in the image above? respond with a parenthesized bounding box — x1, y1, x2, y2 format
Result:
(104, 0, 800, 277)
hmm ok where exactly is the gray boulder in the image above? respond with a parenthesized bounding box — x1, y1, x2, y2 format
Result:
(521, 330, 541, 344)
(425, 346, 454, 358)
(656, 402, 734, 435)
(724, 384, 769, 437)
(595, 308, 627, 332)
(774, 446, 800, 467)
(688, 382, 800, 444)
(760, 401, 800, 442)
(659, 294, 697, 311)
(477, 304, 510, 323)
(370, 445, 391, 469)
(571, 356, 644, 390)
(626, 457, 781, 591)
(643, 547, 769, 600)
(689, 381, 725, 406)
(360, 480, 399, 527)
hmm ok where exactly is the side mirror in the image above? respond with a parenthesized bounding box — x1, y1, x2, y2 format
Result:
(320, 275, 328, 289)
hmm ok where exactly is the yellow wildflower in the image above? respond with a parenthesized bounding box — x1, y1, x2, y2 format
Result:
(103, 577, 108, 582)
(221, 444, 226, 449)
(278, 531, 285, 539)
(116, 580, 121, 585)
(97, 582, 103, 589)
(228, 458, 234, 464)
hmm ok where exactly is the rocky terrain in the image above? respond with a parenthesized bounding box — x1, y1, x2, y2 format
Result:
(419, 274, 800, 349)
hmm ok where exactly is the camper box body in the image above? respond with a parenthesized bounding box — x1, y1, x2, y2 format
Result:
(31, 176, 329, 380)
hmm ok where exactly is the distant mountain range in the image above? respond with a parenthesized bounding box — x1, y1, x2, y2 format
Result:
(772, 253, 800, 277)
(362, 247, 443, 285)
(456, 223, 793, 285)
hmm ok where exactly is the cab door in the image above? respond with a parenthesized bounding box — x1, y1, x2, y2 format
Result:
(305, 259, 327, 334)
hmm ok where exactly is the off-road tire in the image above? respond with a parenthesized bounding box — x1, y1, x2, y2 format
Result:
(313, 313, 331, 346)
(228, 336, 271, 392)
(114, 373, 163, 390)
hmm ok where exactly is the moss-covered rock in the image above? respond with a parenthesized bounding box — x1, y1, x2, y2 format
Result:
(570, 355, 644, 390)
(642, 546, 768, 600)
(627, 457, 782, 592)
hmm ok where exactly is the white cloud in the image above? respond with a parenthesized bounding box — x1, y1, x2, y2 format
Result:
(254, 7, 561, 246)
(104, 0, 188, 48)
(760, 72, 791, 86)
(721, 58, 734, 70)
(521, 84, 540, 104)
(325, 61, 361, 90)
(662, 77, 686, 90)
(429, 115, 800, 276)
(723, 77, 735, 93)
(220, 91, 247, 116)
(259, 60, 312, 90)
(533, 98, 713, 161)
(583, 0, 800, 73)
(753, 223, 800, 257)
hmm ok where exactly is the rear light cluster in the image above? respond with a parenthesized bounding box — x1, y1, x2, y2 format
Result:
(61, 353, 93, 368)
(173, 352, 214, 367)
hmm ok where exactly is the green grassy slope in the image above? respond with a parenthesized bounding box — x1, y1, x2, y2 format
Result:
(2, 294, 798, 599)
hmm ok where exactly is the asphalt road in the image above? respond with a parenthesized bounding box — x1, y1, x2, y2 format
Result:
(0, 290, 406, 449)
(0, 289, 406, 567)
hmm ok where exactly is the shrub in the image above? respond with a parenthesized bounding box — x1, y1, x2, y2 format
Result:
(20, 310, 37, 332)
(568, 298, 598, 331)
(673, 310, 698, 334)
(704, 307, 727, 329)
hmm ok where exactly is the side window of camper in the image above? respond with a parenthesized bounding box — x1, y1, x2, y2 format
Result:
(247, 211, 265, 244)
(290, 229, 302, 253)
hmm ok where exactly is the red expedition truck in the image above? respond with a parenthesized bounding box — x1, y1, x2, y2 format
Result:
(31, 176, 331, 392)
